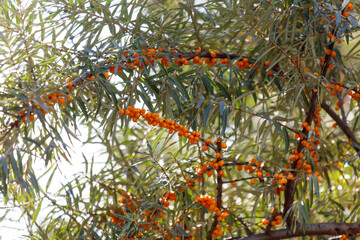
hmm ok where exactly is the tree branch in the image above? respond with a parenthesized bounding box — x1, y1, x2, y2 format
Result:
(226, 223, 360, 240)
(321, 101, 360, 152)
(283, 89, 318, 227)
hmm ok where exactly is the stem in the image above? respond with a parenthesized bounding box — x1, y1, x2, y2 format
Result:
(207, 138, 223, 240)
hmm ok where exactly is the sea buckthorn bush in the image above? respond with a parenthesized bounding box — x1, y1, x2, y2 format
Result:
(1, 0, 360, 239)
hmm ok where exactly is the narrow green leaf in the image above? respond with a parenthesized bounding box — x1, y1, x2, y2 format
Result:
(31, 200, 42, 226)
(203, 102, 213, 131)
(282, 126, 289, 152)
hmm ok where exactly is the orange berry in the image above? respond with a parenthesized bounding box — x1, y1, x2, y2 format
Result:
(206, 139, 211, 144)
(231, 181, 236, 186)
(250, 179, 255, 184)
(262, 219, 269, 225)
(264, 61, 270, 67)
(193, 56, 200, 63)
(331, 51, 336, 57)
(210, 51, 217, 58)
(29, 114, 34, 121)
(59, 98, 66, 105)
(203, 145, 209, 151)
(328, 64, 334, 71)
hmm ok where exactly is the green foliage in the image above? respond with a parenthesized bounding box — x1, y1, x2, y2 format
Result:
(1, 0, 360, 239)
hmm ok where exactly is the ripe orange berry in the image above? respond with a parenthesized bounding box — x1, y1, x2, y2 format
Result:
(215, 152, 221, 158)
(59, 98, 66, 105)
(210, 51, 217, 58)
(221, 142, 227, 149)
(328, 64, 334, 71)
(331, 51, 336, 57)
(203, 145, 209, 151)
(250, 179, 255, 184)
(231, 181, 236, 186)
(206, 139, 211, 144)
(262, 219, 269, 225)
(264, 61, 270, 67)
(29, 114, 34, 121)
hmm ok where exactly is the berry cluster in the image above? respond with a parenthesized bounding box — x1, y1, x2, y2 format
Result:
(160, 192, 177, 207)
(119, 106, 201, 144)
(195, 195, 229, 238)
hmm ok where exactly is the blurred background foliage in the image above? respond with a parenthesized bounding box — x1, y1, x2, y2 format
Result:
(1, 0, 360, 239)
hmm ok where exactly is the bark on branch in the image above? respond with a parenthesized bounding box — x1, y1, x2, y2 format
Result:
(321, 101, 360, 152)
(227, 223, 360, 240)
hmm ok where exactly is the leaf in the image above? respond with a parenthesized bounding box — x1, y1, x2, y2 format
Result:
(1, 155, 8, 175)
(282, 126, 289, 152)
(216, 82, 231, 102)
(196, 95, 204, 109)
(219, 101, 225, 116)
(31, 200, 42, 226)
(309, 175, 313, 207)
(203, 102, 213, 131)
(176, 223, 189, 236)
(222, 106, 229, 137)
(169, 229, 179, 236)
